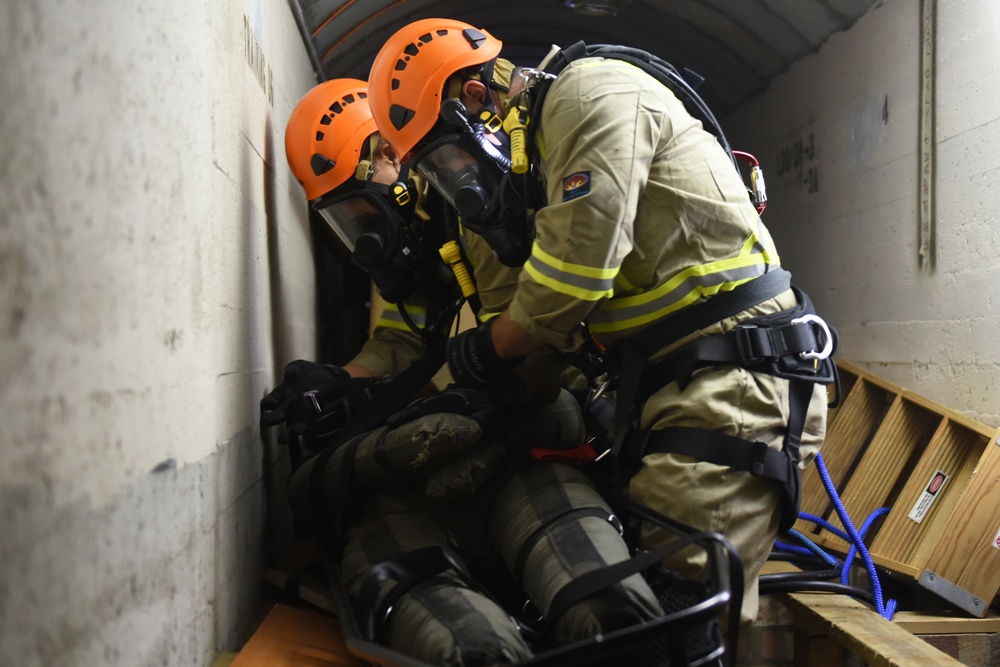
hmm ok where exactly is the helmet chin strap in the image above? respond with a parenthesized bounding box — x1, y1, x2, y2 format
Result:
(446, 57, 509, 118)
(354, 134, 381, 182)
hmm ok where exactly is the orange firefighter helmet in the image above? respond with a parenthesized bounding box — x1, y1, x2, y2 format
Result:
(367, 18, 503, 159)
(284, 78, 377, 201)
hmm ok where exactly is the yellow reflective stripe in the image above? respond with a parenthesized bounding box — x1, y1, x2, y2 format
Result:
(615, 271, 637, 292)
(376, 320, 417, 332)
(524, 243, 618, 301)
(739, 230, 779, 265)
(589, 254, 777, 333)
(376, 303, 427, 331)
(740, 232, 780, 265)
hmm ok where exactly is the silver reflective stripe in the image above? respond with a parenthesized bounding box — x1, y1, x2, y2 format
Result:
(589, 261, 772, 333)
(526, 255, 616, 295)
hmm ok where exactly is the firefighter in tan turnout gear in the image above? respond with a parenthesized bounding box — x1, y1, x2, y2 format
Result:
(263, 75, 663, 667)
(367, 18, 838, 625)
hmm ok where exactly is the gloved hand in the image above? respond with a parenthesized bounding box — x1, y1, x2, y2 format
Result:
(260, 360, 350, 427)
(446, 322, 511, 389)
(492, 348, 565, 406)
(385, 386, 499, 429)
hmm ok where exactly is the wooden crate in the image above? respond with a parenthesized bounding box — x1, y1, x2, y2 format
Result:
(795, 360, 1000, 617)
(230, 604, 364, 667)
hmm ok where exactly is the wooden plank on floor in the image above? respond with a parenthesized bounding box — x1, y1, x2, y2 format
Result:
(760, 562, 1000, 635)
(783, 591, 966, 667)
(231, 603, 367, 667)
(891, 610, 1000, 635)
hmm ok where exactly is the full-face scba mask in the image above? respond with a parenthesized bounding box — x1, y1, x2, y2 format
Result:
(409, 99, 533, 267)
(312, 152, 424, 304)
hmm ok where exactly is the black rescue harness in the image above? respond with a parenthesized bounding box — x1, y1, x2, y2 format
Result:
(604, 269, 838, 531)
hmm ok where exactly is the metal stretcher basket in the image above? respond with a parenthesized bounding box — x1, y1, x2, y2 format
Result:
(322, 493, 743, 667)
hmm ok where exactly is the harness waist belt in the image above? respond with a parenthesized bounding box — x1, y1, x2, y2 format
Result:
(643, 304, 837, 392)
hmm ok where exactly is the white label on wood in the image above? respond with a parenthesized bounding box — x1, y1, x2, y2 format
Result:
(907, 470, 949, 524)
(992, 527, 1000, 551)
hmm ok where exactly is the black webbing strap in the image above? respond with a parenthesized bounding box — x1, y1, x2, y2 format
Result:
(626, 268, 792, 359)
(356, 545, 471, 641)
(609, 269, 792, 460)
(784, 379, 812, 473)
(641, 427, 789, 482)
(642, 291, 836, 393)
(513, 506, 619, 582)
(331, 430, 378, 542)
(541, 528, 722, 635)
(538, 41, 737, 171)
(638, 375, 814, 532)
(298, 342, 450, 598)
(303, 346, 447, 515)
(616, 281, 835, 529)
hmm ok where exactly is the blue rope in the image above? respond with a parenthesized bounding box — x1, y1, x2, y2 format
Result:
(815, 453, 897, 619)
(784, 529, 842, 570)
(841, 506, 892, 586)
(797, 512, 851, 543)
(772, 540, 819, 559)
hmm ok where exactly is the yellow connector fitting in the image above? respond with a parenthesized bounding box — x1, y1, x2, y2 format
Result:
(503, 107, 529, 174)
(439, 240, 477, 298)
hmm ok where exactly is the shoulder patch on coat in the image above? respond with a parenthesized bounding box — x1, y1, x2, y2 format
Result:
(562, 171, 591, 201)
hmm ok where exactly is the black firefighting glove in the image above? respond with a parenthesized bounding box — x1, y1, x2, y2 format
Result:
(495, 348, 564, 406)
(260, 360, 380, 445)
(260, 360, 347, 426)
(384, 386, 499, 430)
(446, 321, 512, 389)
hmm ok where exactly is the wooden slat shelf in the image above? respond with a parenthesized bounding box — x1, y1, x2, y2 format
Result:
(800, 360, 1000, 617)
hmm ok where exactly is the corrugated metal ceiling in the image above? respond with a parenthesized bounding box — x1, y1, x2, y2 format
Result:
(288, 0, 880, 119)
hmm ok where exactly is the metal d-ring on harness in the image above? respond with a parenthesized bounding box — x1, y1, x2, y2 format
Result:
(603, 268, 840, 532)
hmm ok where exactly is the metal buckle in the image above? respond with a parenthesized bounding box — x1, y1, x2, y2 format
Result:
(303, 389, 322, 414)
(790, 314, 833, 361)
(734, 324, 767, 364)
(585, 376, 612, 408)
(606, 512, 624, 536)
(750, 441, 771, 477)
(594, 444, 612, 462)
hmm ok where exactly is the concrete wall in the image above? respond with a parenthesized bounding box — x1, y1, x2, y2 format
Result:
(0, 1, 318, 665)
(725, 0, 1000, 428)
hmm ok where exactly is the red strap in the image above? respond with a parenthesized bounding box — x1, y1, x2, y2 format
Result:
(528, 441, 598, 463)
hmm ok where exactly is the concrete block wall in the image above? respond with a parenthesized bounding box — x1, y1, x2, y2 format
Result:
(725, 0, 1000, 428)
(0, 1, 318, 665)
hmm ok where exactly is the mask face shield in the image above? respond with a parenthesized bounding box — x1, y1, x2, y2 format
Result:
(314, 187, 399, 262)
(313, 183, 424, 302)
(411, 136, 501, 222)
(408, 97, 534, 267)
